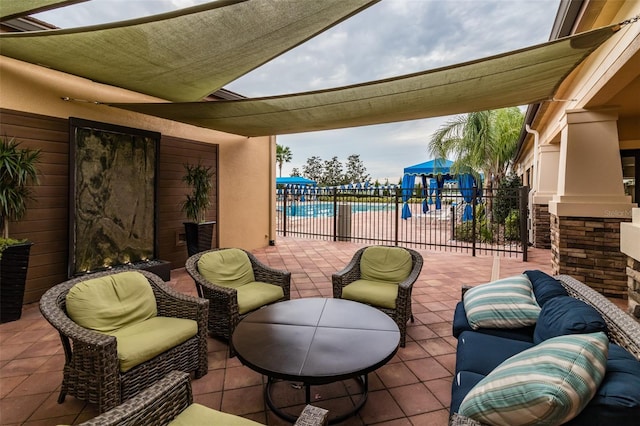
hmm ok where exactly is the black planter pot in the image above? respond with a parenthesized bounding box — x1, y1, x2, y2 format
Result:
(1, 241, 33, 323)
(183, 221, 215, 257)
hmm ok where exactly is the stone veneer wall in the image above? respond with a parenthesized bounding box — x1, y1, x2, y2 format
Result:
(551, 215, 630, 298)
(627, 257, 640, 319)
(533, 204, 551, 249)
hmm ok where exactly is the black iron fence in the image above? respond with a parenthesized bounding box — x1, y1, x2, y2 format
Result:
(276, 185, 529, 260)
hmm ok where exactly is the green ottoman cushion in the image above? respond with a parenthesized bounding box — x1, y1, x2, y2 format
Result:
(342, 279, 398, 309)
(108, 316, 198, 372)
(198, 249, 255, 289)
(360, 246, 412, 283)
(169, 403, 263, 426)
(66, 271, 157, 333)
(237, 282, 284, 314)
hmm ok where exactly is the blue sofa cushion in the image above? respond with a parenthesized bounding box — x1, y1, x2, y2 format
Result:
(453, 301, 534, 342)
(455, 331, 534, 376)
(459, 332, 609, 426)
(533, 296, 608, 344)
(524, 270, 568, 306)
(568, 344, 640, 426)
(451, 370, 484, 415)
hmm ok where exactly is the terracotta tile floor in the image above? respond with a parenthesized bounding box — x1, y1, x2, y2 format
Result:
(0, 237, 573, 425)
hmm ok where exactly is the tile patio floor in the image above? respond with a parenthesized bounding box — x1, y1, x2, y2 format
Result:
(0, 237, 603, 425)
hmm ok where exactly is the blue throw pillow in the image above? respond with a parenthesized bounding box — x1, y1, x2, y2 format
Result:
(533, 296, 607, 344)
(568, 344, 640, 426)
(524, 270, 568, 306)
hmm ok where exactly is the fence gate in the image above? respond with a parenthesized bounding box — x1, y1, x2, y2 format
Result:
(276, 185, 529, 259)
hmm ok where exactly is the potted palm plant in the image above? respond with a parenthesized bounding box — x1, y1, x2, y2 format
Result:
(1, 136, 41, 323)
(181, 163, 215, 257)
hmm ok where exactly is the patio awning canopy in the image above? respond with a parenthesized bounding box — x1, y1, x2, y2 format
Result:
(108, 24, 619, 136)
(0, 0, 379, 102)
(0, 1, 622, 137)
(0, 0, 87, 21)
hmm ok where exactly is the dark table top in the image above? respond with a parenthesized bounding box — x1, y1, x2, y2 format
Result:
(232, 298, 400, 385)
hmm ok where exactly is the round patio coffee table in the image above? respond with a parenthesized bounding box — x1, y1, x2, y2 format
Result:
(232, 297, 400, 424)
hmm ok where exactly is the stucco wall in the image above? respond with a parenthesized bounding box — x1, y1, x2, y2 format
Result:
(0, 55, 275, 252)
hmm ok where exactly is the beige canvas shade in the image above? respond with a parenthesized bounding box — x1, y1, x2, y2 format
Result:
(108, 25, 619, 137)
(0, 0, 379, 102)
(0, 0, 87, 21)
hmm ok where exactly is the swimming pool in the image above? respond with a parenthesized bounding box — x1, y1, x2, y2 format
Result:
(284, 201, 395, 218)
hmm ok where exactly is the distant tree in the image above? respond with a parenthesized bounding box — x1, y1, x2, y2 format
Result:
(302, 156, 323, 183)
(276, 144, 292, 177)
(344, 154, 370, 184)
(290, 168, 301, 177)
(427, 107, 523, 191)
(322, 156, 344, 186)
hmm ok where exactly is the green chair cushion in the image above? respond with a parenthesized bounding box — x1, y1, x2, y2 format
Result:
(168, 403, 264, 426)
(107, 316, 198, 373)
(342, 279, 398, 309)
(198, 249, 255, 289)
(66, 271, 157, 333)
(360, 246, 412, 283)
(237, 282, 284, 314)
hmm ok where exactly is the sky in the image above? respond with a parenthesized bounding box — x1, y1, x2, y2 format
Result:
(35, 0, 559, 183)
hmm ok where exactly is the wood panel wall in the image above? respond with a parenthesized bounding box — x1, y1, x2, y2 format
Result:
(0, 109, 218, 304)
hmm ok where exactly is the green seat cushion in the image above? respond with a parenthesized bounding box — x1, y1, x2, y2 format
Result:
(459, 332, 609, 426)
(237, 282, 284, 314)
(169, 403, 264, 426)
(360, 246, 412, 283)
(198, 249, 255, 289)
(107, 316, 198, 372)
(342, 279, 398, 309)
(66, 271, 157, 333)
(463, 274, 541, 330)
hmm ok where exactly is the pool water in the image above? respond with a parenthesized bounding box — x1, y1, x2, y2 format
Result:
(285, 202, 395, 218)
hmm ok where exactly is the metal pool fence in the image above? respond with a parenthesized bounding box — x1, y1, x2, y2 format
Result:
(276, 186, 529, 260)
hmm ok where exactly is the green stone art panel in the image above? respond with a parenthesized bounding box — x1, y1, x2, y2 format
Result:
(70, 119, 159, 276)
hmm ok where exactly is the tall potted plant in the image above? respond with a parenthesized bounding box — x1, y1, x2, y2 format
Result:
(1, 136, 41, 323)
(181, 163, 215, 257)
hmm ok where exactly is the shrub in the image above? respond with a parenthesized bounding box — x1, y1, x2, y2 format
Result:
(504, 209, 520, 241)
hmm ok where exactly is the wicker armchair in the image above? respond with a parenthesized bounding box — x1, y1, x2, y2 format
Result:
(332, 246, 424, 347)
(185, 248, 291, 347)
(78, 370, 329, 426)
(39, 269, 209, 413)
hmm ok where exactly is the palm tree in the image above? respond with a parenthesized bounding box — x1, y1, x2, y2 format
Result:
(276, 144, 292, 178)
(427, 107, 523, 191)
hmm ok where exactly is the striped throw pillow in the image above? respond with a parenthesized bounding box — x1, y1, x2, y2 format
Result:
(463, 274, 541, 329)
(459, 332, 609, 426)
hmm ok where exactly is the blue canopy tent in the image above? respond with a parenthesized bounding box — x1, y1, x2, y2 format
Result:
(276, 177, 316, 214)
(403, 159, 454, 176)
(276, 176, 316, 186)
(403, 159, 454, 218)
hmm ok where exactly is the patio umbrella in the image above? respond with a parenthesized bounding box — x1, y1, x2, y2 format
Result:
(401, 174, 415, 220)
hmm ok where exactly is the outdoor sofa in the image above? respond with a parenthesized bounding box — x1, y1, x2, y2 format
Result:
(450, 271, 640, 426)
(77, 370, 329, 426)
